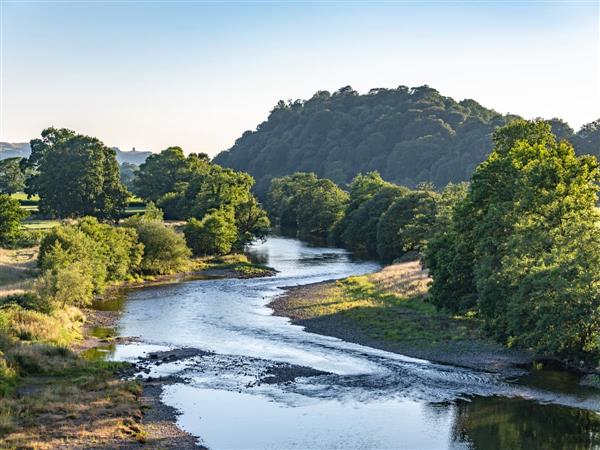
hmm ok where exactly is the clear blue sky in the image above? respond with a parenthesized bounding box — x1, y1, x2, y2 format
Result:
(1, 1, 598, 156)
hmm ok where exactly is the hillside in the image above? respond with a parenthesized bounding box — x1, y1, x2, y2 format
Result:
(0, 142, 152, 166)
(214, 85, 600, 197)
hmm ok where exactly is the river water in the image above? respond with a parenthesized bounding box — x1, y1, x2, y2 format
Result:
(109, 237, 600, 450)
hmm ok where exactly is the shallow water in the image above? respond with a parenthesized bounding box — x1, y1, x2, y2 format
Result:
(113, 237, 600, 450)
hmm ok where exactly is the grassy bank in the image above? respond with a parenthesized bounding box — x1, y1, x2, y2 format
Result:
(271, 261, 533, 373)
(0, 294, 151, 448)
(0, 238, 270, 448)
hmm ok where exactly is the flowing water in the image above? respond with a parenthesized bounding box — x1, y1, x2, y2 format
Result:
(109, 237, 600, 450)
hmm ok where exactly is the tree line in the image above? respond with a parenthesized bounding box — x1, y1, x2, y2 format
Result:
(266, 120, 600, 363)
(0, 127, 270, 258)
(214, 85, 600, 199)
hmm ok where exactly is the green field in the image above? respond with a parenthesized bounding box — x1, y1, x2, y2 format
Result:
(10, 192, 146, 222)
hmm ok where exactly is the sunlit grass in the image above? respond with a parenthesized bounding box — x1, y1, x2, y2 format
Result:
(285, 261, 483, 346)
(21, 220, 60, 230)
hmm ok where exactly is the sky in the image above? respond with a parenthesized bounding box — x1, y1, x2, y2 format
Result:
(1, 1, 599, 156)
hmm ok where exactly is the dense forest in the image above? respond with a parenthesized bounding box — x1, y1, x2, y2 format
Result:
(215, 85, 600, 197)
(266, 120, 600, 362)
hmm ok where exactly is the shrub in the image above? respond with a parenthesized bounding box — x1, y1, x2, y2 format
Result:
(0, 293, 52, 314)
(184, 209, 238, 256)
(34, 261, 95, 308)
(38, 217, 143, 293)
(0, 195, 28, 247)
(123, 216, 190, 275)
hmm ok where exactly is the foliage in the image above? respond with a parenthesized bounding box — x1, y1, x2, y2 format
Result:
(267, 173, 348, 239)
(24, 127, 128, 220)
(123, 211, 190, 275)
(336, 175, 408, 256)
(376, 188, 438, 261)
(134, 147, 270, 251)
(184, 209, 238, 256)
(0, 158, 25, 194)
(215, 87, 598, 198)
(39, 218, 142, 295)
(119, 162, 138, 191)
(34, 260, 95, 308)
(133, 147, 209, 202)
(0, 195, 28, 247)
(425, 120, 600, 359)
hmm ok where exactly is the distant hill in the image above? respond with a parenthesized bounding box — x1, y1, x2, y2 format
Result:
(0, 142, 30, 159)
(214, 85, 600, 197)
(0, 142, 152, 166)
(111, 147, 152, 166)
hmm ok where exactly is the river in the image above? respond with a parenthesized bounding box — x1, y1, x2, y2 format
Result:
(107, 237, 600, 450)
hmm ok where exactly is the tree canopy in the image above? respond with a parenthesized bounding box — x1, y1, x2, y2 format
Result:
(24, 128, 128, 220)
(425, 120, 600, 359)
(133, 147, 270, 252)
(214, 86, 599, 198)
(267, 173, 348, 240)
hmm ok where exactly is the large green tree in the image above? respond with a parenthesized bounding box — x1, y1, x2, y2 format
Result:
(133, 147, 209, 202)
(426, 120, 600, 359)
(25, 128, 128, 220)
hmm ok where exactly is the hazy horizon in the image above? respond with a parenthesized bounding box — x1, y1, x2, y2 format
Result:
(2, 1, 599, 156)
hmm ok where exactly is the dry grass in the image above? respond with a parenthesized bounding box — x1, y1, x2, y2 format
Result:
(0, 247, 38, 298)
(2, 305, 84, 347)
(368, 261, 430, 298)
(0, 368, 145, 449)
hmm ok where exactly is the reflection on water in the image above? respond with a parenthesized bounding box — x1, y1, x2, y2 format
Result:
(451, 397, 600, 450)
(109, 237, 600, 450)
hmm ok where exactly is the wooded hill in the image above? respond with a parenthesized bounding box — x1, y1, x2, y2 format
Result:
(214, 85, 600, 197)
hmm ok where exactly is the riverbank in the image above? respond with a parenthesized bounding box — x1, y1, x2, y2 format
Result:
(270, 261, 534, 375)
(0, 251, 275, 448)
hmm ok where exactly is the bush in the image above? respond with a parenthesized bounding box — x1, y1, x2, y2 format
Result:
(0, 293, 52, 314)
(34, 262, 95, 308)
(184, 209, 238, 256)
(0, 194, 28, 247)
(39, 217, 143, 293)
(123, 214, 190, 275)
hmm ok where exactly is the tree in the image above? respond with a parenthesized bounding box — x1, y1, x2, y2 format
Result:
(133, 147, 209, 202)
(0, 194, 28, 246)
(184, 209, 238, 256)
(0, 158, 25, 194)
(426, 120, 600, 359)
(25, 128, 128, 220)
(234, 197, 271, 248)
(119, 162, 138, 190)
(267, 173, 348, 240)
(376, 189, 438, 261)
(122, 211, 191, 275)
